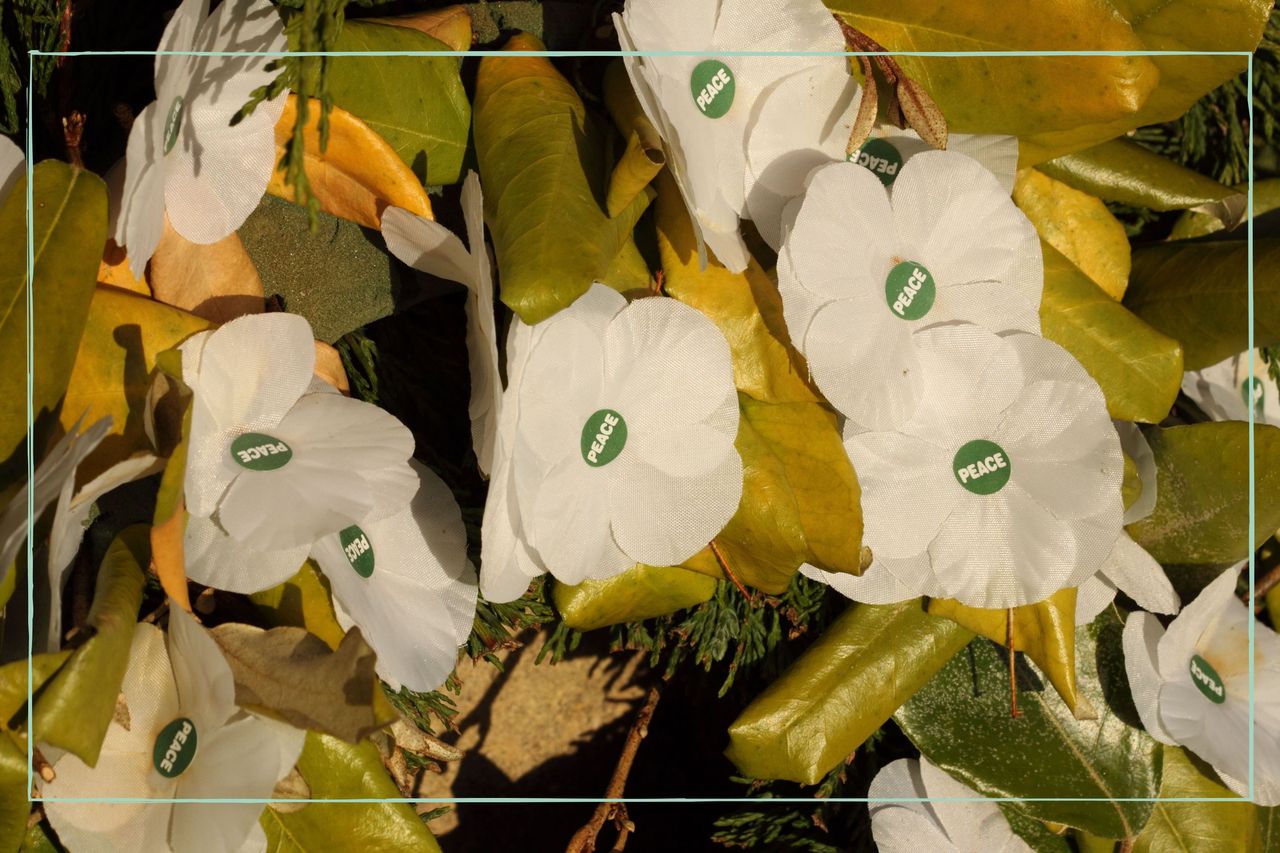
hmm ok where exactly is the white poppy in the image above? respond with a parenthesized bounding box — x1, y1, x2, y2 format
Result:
(777, 155, 1042, 432)
(181, 312, 417, 592)
(868, 757, 1032, 853)
(834, 324, 1122, 609)
(481, 283, 742, 593)
(311, 460, 478, 693)
(744, 65, 1018, 249)
(381, 172, 500, 475)
(1182, 349, 1278, 426)
(112, 0, 287, 277)
(43, 605, 306, 852)
(614, 0, 846, 272)
(1075, 421, 1177, 626)
(1, 134, 24, 202)
(1123, 563, 1280, 804)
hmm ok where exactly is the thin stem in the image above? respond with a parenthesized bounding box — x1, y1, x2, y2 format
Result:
(709, 540, 752, 600)
(1007, 608, 1021, 719)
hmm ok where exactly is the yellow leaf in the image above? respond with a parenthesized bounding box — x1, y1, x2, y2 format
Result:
(554, 565, 718, 631)
(928, 588, 1094, 719)
(602, 62, 665, 218)
(251, 561, 346, 650)
(372, 7, 472, 51)
(313, 342, 350, 395)
(268, 95, 433, 230)
(1013, 168, 1130, 301)
(97, 239, 149, 296)
(149, 218, 265, 324)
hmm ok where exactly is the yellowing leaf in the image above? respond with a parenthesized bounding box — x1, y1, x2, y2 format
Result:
(928, 589, 1091, 720)
(97, 239, 149, 296)
(825, 0, 1269, 164)
(554, 565, 718, 631)
(269, 96, 433, 230)
(603, 61, 665, 218)
(1040, 243, 1183, 423)
(1134, 745, 1258, 853)
(148, 219, 264, 324)
(251, 561, 345, 650)
(1013, 168, 1130, 300)
(1171, 178, 1280, 240)
(374, 7, 472, 51)
(474, 33, 652, 323)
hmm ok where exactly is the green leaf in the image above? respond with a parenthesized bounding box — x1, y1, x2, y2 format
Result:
(824, 0, 1269, 164)
(725, 600, 973, 784)
(1134, 745, 1256, 853)
(251, 561, 345, 650)
(0, 731, 26, 852)
(238, 195, 412, 343)
(1125, 238, 1280, 370)
(0, 161, 108, 463)
(1040, 139, 1246, 229)
(312, 22, 469, 186)
(20, 822, 60, 853)
(261, 732, 442, 852)
(1003, 808, 1074, 853)
(473, 33, 652, 324)
(1172, 178, 1280, 240)
(210, 623, 395, 743)
(32, 526, 146, 765)
(1040, 242, 1183, 423)
(1127, 422, 1280, 564)
(0, 651, 70, 728)
(895, 610, 1162, 839)
(553, 564, 718, 631)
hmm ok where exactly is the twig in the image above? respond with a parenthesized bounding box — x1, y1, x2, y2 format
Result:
(709, 540, 752, 601)
(565, 685, 662, 853)
(1007, 608, 1021, 719)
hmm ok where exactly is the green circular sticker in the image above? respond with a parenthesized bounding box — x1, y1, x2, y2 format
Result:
(163, 96, 185, 155)
(850, 138, 904, 186)
(690, 60, 735, 119)
(953, 440, 1011, 495)
(230, 432, 293, 471)
(884, 260, 936, 321)
(1243, 377, 1265, 417)
(1189, 654, 1227, 704)
(581, 409, 627, 467)
(153, 716, 198, 778)
(339, 525, 375, 578)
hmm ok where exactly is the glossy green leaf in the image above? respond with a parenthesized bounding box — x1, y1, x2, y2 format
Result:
(32, 526, 146, 765)
(1125, 238, 1280, 370)
(1127, 422, 1280, 564)
(261, 732, 442, 852)
(1040, 138, 1246, 228)
(0, 651, 70, 727)
(1003, 809, 1074, 853)
(1134, 745, 1256, 853)
(251, 561, 345, 650)
(825, 0, 1269, 165)
(895, 610, 1162, 839)
(0, 731, 26, 851)
(211, 623, 394, 743)
(1041, 243, 1183, 423)
(725, 600, 973, 784)
(0, 162, 108, 463)
(20, 823, 59, 853)
(60, 286, 208, 482)
(473, 33, 652, 324)
(310, 22, 469, 186)
(1172, 178, 1280, 240)
(554, 564, 717, 631)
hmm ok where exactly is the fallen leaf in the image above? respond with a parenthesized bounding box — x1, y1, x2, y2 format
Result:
(148, 218, 264, 324)
(374, 6, 472, 51)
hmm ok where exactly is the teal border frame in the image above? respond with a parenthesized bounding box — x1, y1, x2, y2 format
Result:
(24, 46, 1257, 808)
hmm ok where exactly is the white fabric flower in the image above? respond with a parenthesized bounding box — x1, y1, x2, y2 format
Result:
(381, 171, 500, 475)
(744, 63, 1018, 250)
(311, 460, 478, 692)
(113, 0, 287, 277)
(0, 134, 24, 203)
(614, 0, 846, 272)
(820, 325, 1122, 609)
(181, 312, 416, 593)
(1123, 563, 1280, 805)
(778, 155, 1042, 432)
(1182, 349, 1278, 426)
(1075, 421, 1177, 625)
(868, 758, 1032, 853)
(480, 283, 743, 596)
(44, 605, 306, 852)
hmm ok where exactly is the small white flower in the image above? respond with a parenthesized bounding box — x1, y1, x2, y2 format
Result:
(310, 460, 478, 693)
(744, 63, 1018, 249)
(1123, 563, 1280, 805)
(1182, 349, 1278, 426)
(778, 155, 1042, 432)
(819, 324, 1122, 609)
(0, 134, 24, 202)
(480, 283, 743, 596)
(44, 605, 305, 852)
(381, 172, 500, 475)
(113, 0, 287, 277)
(868, 757, 1032, 853)
(614, 0, 846, 272)
(181, 313, 417, 592)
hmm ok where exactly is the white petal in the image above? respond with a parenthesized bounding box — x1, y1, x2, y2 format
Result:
(0, 135, 24, 203)
(1100, 534, 1179, 616)
(713, 0, 843, 52)
(1182, 352, 1250, 422)
(1122, 611, 1177, 744)
(901, 324, 1024, 441)
(380, 206, 472, 284)
(949, 134, 1020, 194)
(517, 310, 610, 469)
(461, 174, 501, 476)
(527, 457, 632, 585)
(803, 561, 920, 605)
(317, 462, 478, 692)
(1157, 564, 1243, 682)
(1115, 421, 1158, 524)
(479, 421, 545, 603)
(167, 604, 238, 731)
(844, 430, 957, 559)
(1074, 574, 1117, 626)
(184, 512, 310, 594)
(154, 0, 207, 96)
(116, 103, 167, 277)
